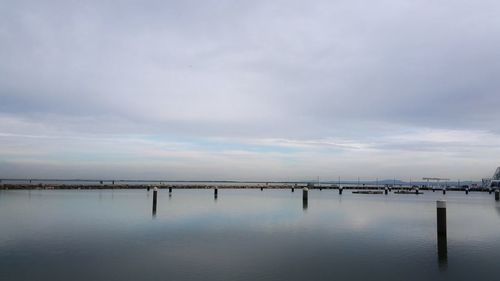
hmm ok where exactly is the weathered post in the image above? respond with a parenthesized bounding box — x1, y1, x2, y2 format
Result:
(465, 187, 469, 195)
(169, 186, 172, 193)
(152, 187, 158, 214)
(214, 187, 218, 199)
(442, 188, 446, 195)
(495, 189, 499, 201)
(147, 186, 150, 191)
(260, 186, 263, 191)
(384, 187, 388, 195)
(339, 186, 343, 195)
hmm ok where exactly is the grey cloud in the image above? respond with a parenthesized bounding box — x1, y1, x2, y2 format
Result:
(1, 0, 500, 179)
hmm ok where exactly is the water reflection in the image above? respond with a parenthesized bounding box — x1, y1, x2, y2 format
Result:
(437, 235, 448, 271)
(2, 189, 500, 281)
(495, 206, 500, 217)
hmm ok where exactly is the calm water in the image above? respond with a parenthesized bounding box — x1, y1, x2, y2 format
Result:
(1, 189, 499, 281)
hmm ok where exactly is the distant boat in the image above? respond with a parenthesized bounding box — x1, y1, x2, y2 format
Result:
(352, 190, 383, 194)
(394, 190, 423, 194)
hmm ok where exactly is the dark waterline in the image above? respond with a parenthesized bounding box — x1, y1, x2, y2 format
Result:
(1, 189, 499, 281)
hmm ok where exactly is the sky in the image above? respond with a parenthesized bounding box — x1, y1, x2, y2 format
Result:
(1, 0, 500, 181)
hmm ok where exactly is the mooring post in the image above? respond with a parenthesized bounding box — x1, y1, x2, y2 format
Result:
(437, 200, 447, 237)
(384, 187, 388, 195)
(465, 187, 469, 195)
(261, 186, 263, 191)
(489, 188, 492, 194)
(415, 187, 419, 195)
(152, 187, 158, 214)
(303, 187, 308, 210)
(495, 189, 499, 201)
(339, 186, 343, 195)
(292, 185, 295, 192)
(147, 186, 150, 191)
(214, 187, 218, 199)
(169, 186, 172, 193)
(442, 188, 446, 195)
(436, 200, 448, 268)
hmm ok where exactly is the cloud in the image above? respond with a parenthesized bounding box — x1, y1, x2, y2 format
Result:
(1, 0, 500, 179)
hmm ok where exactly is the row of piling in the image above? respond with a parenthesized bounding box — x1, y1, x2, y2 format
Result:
(151, 185, 499, 218)
(150, 186, 463, 269)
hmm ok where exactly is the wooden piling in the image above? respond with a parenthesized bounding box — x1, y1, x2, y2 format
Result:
(442, 188, 446, 195)
(169, 186, 172, 193)
(384, 187, 388, 195)
(437, 200, 447, 237)
(436, 200, 447, 268)
(152, 187, 158, 214)
(465, 188, 469, 195)
(302, 187, 308, 210)
(214, 187, 218, 199)
(339, 186, 343, 195)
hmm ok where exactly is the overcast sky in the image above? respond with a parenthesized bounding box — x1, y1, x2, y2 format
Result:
(1, 0, 499, 181)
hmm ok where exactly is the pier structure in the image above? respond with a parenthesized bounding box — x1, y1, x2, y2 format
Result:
(423, 177, 450, 191)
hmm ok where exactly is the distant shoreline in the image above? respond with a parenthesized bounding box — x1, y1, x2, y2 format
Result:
(0, 183, 490, 191)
